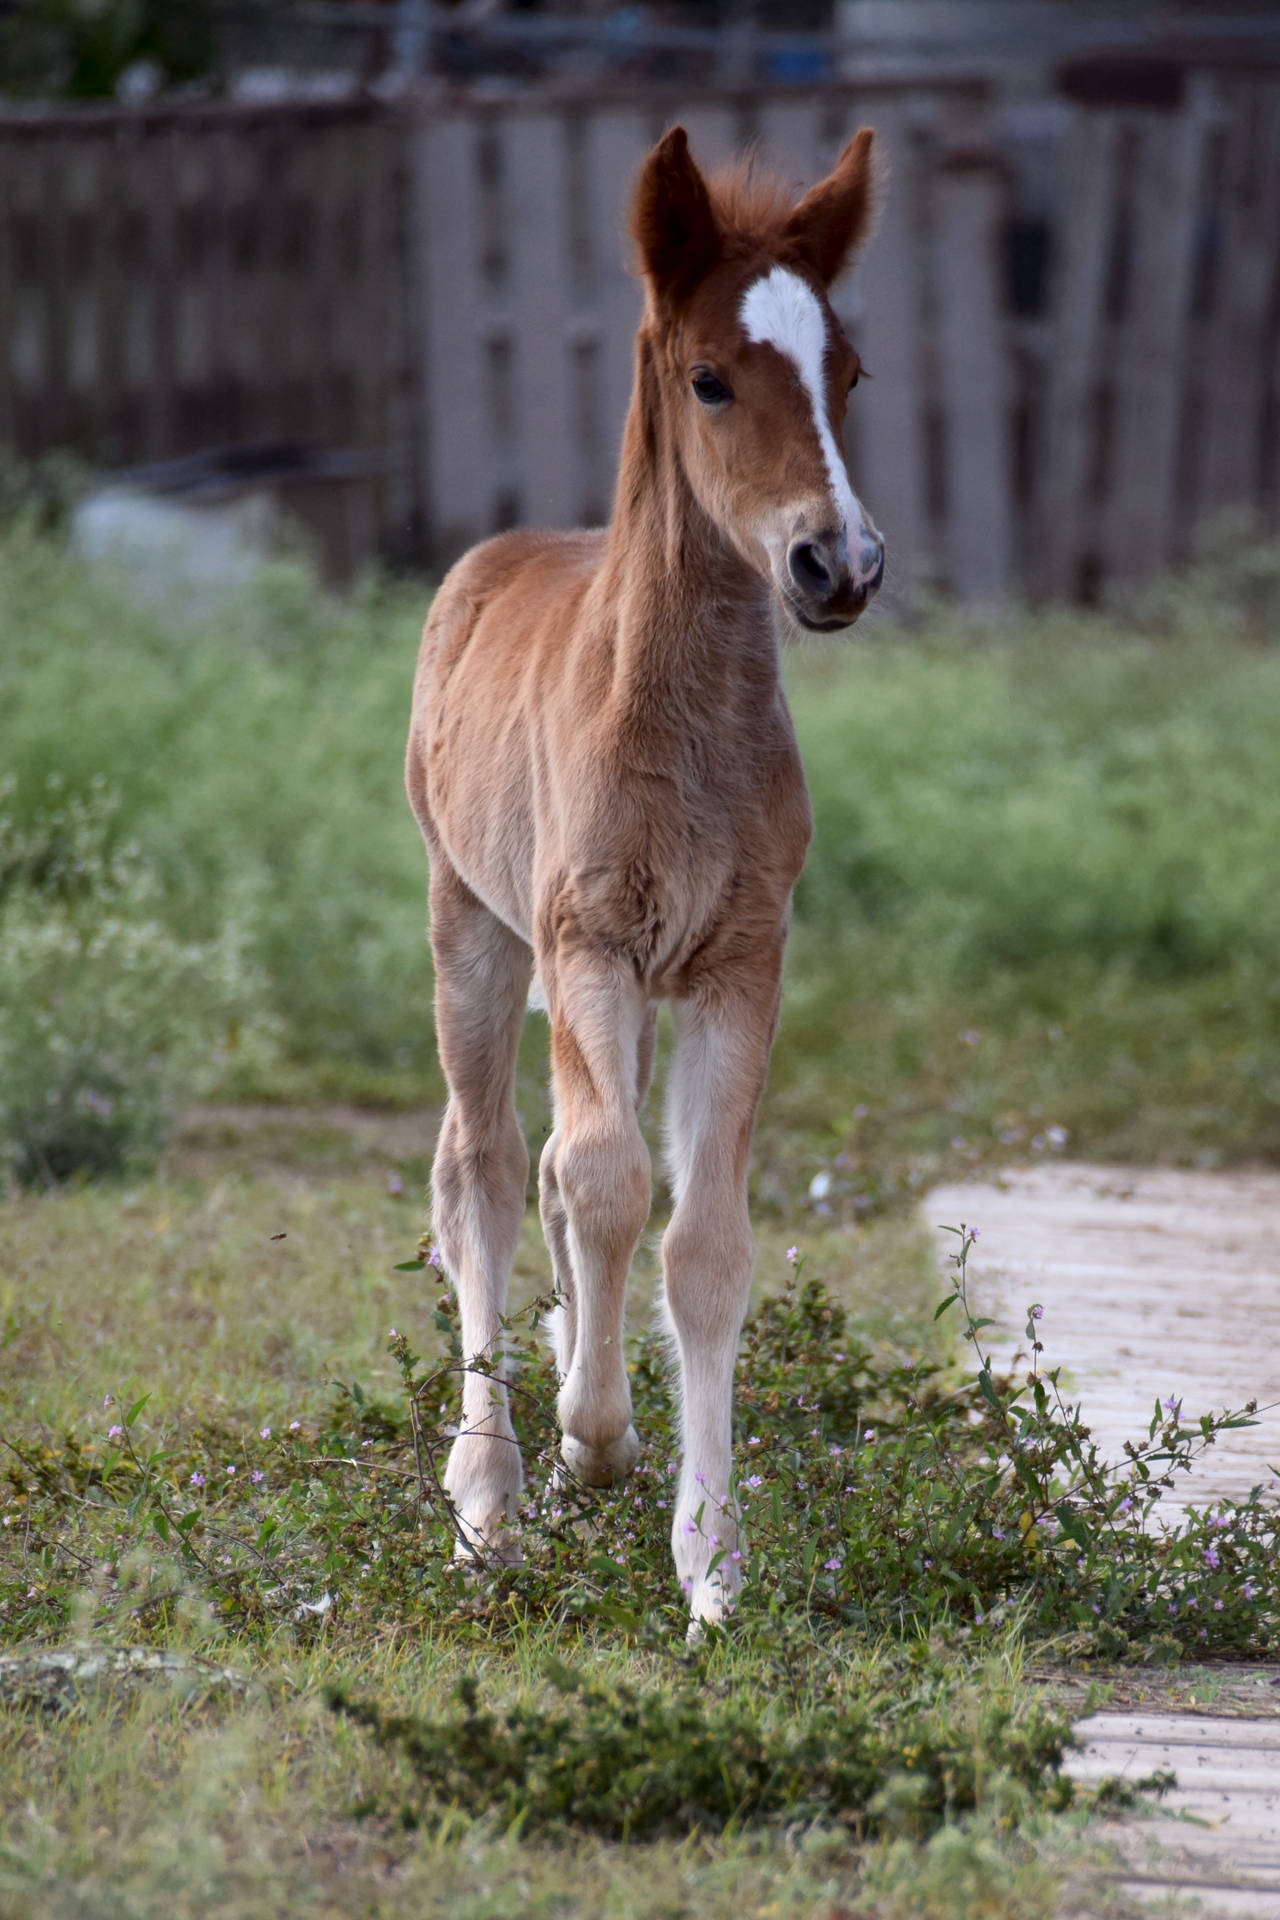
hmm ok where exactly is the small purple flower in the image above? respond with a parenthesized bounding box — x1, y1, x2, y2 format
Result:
(386, 1170, 404, 1196)
(1163, 1395, 1182, 1420)
(190, 1471, 205, 1487)
(103, 1394, 113, 1409)
(1204, 1546, 1220, 1570)
(684, 1518, 698, 1535)
(785, 1246, 800, 1265)
(730, 1549, 742, 1563)
(259, 1426, 272, 1440)
(1244, 1581, 1256, 1601)
(744, 1474, 763, 1490)
(225, 1464, 236, 1477)
(969, 1228, 979, 1241)
(107, 1424, 123, 1440)
(428, 1243, 444, 1269)
(251, 1470, 265, 1485)
(288, 1420, 301, 1431)
(1030, 1305, 1043, 1321)
(694, 1471, 706, 1485)
(824, 1557, 842, 1572)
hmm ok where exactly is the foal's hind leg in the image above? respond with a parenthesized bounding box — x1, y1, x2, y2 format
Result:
(663, 959, 782, 1623)
(429, 859, 532, 1562)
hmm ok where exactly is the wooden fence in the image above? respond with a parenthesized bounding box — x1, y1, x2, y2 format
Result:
(0, 98, 420, 552)
(3, 68, 1280, 600)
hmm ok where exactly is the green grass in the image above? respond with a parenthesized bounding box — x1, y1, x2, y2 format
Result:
(2, 520, 1279, 1195)
(1, 1153, 1228, 1919)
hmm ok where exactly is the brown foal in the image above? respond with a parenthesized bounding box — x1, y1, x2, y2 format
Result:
(406, 124, 884, 1623)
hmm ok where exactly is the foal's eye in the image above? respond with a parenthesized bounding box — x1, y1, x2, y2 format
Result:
(848, 371, 860, 393)
(691, 370, 732, 407)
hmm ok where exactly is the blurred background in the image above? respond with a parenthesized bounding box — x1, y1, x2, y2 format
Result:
(2, 0, 1280, 1202)
(3, 0, 1280, 595)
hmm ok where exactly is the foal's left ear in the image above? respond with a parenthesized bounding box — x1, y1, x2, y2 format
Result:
(631, 126, 721, 305)
(783, 128, 883, 288)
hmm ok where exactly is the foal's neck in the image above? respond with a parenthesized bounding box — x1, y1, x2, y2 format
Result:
(597, 335, 777, 717)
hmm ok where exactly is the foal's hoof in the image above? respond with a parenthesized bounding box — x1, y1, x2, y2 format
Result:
(560, 1426, 640, 1487)
(451, 1515, 523, 1571)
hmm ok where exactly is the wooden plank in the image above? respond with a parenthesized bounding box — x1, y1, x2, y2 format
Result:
(346, 122, 383, 452)
(503, 111, 580, 530)
(173, 129, 213, 446)
(1103, 97, 1210, 590)
(202, 124, 233, 448)
(413, 114, 497, 555)
(38, 141, 72, 452)
(378, 121, 425, 551)
(9, 142, 47, 453)
(0, 140, 15, 449)
(61, 140, 99, 447)
(144, 124, 177, 459)
(1199, 82, 1280, 522)
(847, 96, 928, 592)
(113, 126, 151, 458)
(933, 146, 1012, 600)
(582, 105, 650, 516)
(221, 128, 261, 444)
(1036, 109, 1116, 600)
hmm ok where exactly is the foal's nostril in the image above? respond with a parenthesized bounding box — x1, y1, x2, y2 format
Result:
(788, 539, 836, 595)
(859, 541, 885, 592)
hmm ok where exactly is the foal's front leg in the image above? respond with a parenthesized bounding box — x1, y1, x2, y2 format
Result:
(543, 952, 652, 1487)
(663, 967, 782, 1623)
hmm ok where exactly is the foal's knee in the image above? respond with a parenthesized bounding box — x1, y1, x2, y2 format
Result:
(662, 1199, 754, 1336)
(432, 1106, 529, 1261)
(556, 1118, 650, 1251)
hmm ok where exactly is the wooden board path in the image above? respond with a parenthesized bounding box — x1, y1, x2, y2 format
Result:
(925, 1164, 1280, 1913)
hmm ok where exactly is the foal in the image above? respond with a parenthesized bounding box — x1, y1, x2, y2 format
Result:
(406, 125, 884, 1623)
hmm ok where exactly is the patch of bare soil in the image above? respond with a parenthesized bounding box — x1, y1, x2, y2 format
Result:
(167, 1103, 441, 1182)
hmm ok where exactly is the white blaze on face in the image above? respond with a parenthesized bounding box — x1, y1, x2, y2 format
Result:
(739, 264, 866, 543)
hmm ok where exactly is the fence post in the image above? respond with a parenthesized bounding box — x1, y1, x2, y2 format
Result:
(934, 139, 1012, 600)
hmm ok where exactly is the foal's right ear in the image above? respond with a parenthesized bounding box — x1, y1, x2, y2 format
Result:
(631, 127, 720, 304)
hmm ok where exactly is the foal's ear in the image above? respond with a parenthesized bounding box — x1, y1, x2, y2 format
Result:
(631, 127, 720, 303)
(783, 128, 883, 287)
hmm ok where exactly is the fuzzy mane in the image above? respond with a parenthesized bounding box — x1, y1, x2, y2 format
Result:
(702, 150, 799, 248)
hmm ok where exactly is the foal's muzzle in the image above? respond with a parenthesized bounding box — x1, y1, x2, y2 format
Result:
(784, 528, 884, 631)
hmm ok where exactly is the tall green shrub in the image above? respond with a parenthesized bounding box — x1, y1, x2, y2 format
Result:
(0, 778, 276, 1186)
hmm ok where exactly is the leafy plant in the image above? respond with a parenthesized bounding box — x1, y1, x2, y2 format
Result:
(0, 777, 276, 1185)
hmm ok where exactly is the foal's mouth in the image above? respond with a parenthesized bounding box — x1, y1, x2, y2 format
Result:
(780, 587, 872, 634)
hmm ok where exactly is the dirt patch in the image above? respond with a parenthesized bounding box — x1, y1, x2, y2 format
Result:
(167, 1102, 441, 1182)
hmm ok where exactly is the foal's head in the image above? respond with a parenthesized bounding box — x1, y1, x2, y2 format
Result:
(632, 126, 885, 632)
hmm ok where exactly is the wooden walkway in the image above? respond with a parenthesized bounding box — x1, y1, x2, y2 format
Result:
(926, 1164, 1280, 1914)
